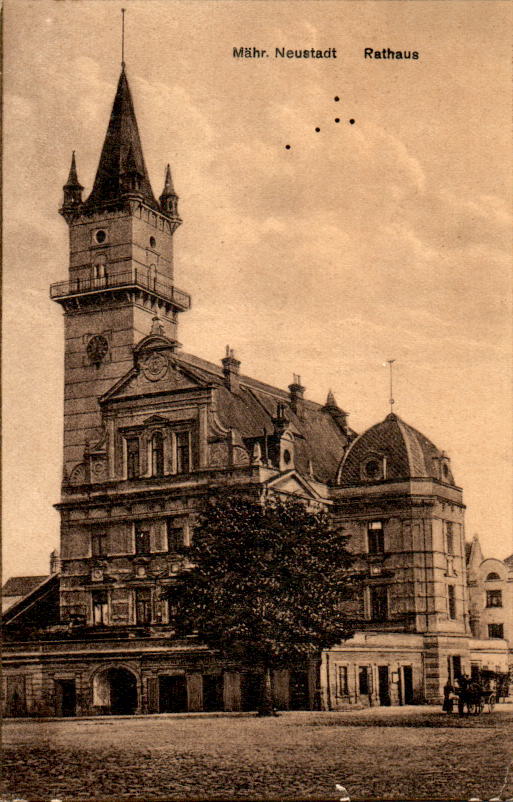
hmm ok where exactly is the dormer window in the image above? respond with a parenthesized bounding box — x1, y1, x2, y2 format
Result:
(361, 454, 385, 482)
(151, 431, 164, 477)
(126, 437, 140, 479)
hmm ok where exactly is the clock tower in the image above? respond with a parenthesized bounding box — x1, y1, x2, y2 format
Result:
(51, 65, 190, 485)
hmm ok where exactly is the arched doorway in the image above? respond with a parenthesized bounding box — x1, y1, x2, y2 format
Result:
(93, 667, 138, 715)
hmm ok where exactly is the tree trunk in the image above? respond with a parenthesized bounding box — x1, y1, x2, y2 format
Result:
(257, 666, 275, 717)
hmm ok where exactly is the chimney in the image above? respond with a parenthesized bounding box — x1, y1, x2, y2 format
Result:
(288, 374, 305, 414)
(50, 549, 60, 574)
(222, 345, 241, 391)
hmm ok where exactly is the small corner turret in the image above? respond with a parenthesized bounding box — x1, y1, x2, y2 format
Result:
(159, 164, 182, 233)
(60, 152, 83, 222)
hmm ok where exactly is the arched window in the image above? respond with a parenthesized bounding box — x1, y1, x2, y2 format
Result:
(93, 254, 107, 281)
(151, 431, 164, 477)
(486, 572, 500, 581)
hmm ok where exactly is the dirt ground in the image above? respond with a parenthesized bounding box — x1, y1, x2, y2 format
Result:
(3, 706, 513, 801)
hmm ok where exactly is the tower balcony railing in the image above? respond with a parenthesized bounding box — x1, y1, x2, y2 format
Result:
(50, 269, 191, 311)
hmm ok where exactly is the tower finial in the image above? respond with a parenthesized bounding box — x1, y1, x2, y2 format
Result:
(121, 8, 126, 68)
(386, 359, 396, 414)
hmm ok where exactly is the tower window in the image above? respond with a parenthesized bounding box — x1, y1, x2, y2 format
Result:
(448, 585, 456, 619)
(135, 524, 150, 555)
(369, 585, 388, 620)
(151, 432, 164, 477)
(95, 229, 107, 244)
(92, 590, 108, 625)
(486, 590, 502, 608)
(446, 522, 454, 555)
(488, 624, 504, 639)
(176, 431, 191, 474)
(367, 521, 384, 554)
(126, 437, 140, 479)
(135, 588, 152, 625)
(149, 236, 156, 249)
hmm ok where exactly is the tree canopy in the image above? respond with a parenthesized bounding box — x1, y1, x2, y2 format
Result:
(167, 492, 357, 711)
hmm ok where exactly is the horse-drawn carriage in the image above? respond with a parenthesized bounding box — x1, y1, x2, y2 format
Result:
(444, 669, 509, 716)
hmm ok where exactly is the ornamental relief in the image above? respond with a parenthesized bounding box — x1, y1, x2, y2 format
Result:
(209, 442, 230, 467)
(141, 351, 169, 382)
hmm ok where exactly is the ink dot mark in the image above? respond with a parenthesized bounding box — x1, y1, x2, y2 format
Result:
(349, 119, 355, 125)
(315, 127, 320, 132)
(334, 96, 340, 102)
(285, 144, 291, 150)
(335, 118, 340, 123)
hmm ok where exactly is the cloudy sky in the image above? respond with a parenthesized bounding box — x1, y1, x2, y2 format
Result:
(3, 0, 512, 578)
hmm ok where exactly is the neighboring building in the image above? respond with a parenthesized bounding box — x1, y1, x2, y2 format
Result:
(466, 536, 512, 678)
(3, 57, 511, 717)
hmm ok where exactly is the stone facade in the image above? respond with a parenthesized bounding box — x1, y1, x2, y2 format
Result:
(3, 57, 511, 718)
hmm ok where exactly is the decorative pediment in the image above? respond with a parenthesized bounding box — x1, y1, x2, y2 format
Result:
(264, 470, 322, 501)
(100, 354, 212, 404)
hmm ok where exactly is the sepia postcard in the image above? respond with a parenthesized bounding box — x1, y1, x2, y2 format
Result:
(3, 1, 512, 800)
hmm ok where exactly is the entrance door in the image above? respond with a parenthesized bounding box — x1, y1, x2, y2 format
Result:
(241, 673, 262, 712)
(289, 670, 309, 710)
(403, 666, 414, 704)
(378, 666, 391, 706)
(159, 675, 188, 713)
(203, 675, 223, 712)
(108, 668, 137, 715)
(55, 680, 76, 717)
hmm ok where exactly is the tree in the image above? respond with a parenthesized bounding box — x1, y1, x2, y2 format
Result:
(167, 492, 357, 715)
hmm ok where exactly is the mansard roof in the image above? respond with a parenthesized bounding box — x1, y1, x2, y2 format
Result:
(177, 352, 353, 483)
(337, 412, 455, 486)
(82, 67, 159, 212)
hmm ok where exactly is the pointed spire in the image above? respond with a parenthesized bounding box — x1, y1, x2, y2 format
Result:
(324, 389, 338, 409)
(163, 163, 175, 195)
(82, 67, 158, 213)
(66, 151, 82, 189)
(322, 389, 349, 435)
(60, 151, 83, 216)
(159, 164, 182, 230)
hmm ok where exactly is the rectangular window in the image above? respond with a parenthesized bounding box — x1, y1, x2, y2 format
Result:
(167, 519, 184, 552)
(448, 585, 456, 619)
(446, 522, 454, 556)
(92, 590, 108, 625)
(338, 666, 349, 696)
(370, 585, 388, 621)
(486, 590, 502, 608)
(127, 437, 140, 479)
(176, 431, 191, 474)
(135, 524, 150, 555)
(488, 623, 504, 639)
(367, 521, 384, 554)
(135, 588, 152, 625)
(91, 531, 108, 557)
(358, 666, 372, 696)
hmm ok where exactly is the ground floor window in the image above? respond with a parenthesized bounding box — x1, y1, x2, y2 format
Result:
(488, 623, 504, 639)
(358, 666, 372, 696)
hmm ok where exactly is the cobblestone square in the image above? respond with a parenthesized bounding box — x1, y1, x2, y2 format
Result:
(3, 708, 513, 801)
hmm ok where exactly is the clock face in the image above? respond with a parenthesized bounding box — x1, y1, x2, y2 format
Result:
(87, 334, 109, 366)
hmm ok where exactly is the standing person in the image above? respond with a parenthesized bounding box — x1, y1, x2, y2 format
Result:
(442, 680, 454, 713)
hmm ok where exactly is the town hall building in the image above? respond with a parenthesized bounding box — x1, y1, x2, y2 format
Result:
(3, 58, 510, 717)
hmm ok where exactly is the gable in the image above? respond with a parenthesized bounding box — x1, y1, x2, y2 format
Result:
(264, 470, 321, 501)
(101, 353, 211, 404)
